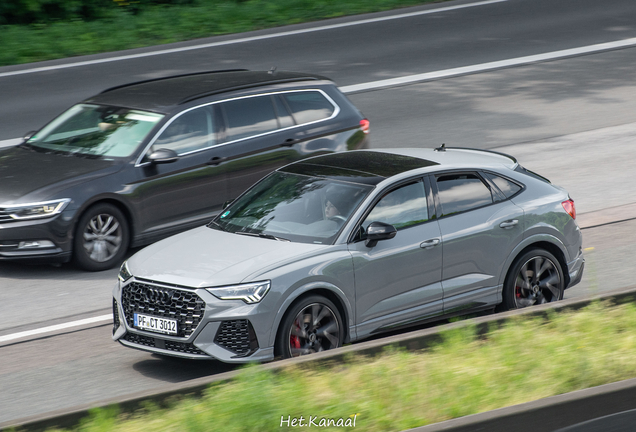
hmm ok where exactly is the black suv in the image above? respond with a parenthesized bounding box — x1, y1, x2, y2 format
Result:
(0, 70, 369, 270)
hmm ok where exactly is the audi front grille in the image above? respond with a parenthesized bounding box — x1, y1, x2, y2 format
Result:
(113, 299, 120, 335)
(121, 281, 206, 338)
(123, 333, 207, 356)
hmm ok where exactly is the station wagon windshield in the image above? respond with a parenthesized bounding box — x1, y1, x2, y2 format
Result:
(211, 172, 373, 244)
(25, 104, 164, 158)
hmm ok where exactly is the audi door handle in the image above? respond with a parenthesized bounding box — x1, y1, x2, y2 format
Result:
(499, 219, 519, 229)
(420, 238, 441, 249)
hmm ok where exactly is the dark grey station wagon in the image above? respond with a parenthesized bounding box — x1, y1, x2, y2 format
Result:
(0, 70, 369, 270)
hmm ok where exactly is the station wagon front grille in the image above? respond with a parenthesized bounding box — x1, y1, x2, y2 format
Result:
(214, 319, 259, 357)
(0, 209, 13, 223)
(121, 282, 206, 338)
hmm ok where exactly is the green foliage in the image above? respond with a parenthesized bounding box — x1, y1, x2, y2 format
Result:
(0, 0, 442, 66)
(0, 0, 112, 25)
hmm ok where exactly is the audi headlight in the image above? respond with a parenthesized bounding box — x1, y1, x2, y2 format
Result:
(206, 281, 270, 304)
(5, 199, 71, 220)
(118, 260, 133, 282)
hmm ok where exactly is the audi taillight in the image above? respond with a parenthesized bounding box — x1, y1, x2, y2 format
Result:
(562, 199, 576, 219)
(359, 119, 370, 134)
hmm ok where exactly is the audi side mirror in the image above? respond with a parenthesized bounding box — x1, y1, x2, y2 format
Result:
(365, 221, 397, 247)
(148, 148, 179, 164)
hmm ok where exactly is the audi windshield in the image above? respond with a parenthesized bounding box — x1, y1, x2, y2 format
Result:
(210, 172, 373, 244)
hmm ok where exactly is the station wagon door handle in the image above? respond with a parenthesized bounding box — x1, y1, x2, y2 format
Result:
(207, 156, 228, 166)
(420, 238, 441, 249)
(280, 138, 300, 147)
(499, 219, 519, 229)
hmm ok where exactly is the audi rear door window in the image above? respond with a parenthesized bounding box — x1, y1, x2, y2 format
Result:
(436, 173, 494, 216)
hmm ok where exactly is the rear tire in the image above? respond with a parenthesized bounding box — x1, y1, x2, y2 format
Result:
(73, 203, 129, 271)
(275, 295, 344, 359)
(500, 248, 564, 311)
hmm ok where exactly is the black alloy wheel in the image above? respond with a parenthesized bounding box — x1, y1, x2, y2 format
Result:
(73, 203, 129, 271)
(276, 295, 344, 359)
(501, 248, 564, 311)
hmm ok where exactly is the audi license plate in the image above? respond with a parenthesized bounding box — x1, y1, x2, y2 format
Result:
(134, 313, 177, 335)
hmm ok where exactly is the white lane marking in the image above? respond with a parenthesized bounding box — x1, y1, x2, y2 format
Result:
(340, 37, 636, 93)
(0, 314, 112, 343)
(0, 0, 506, 78)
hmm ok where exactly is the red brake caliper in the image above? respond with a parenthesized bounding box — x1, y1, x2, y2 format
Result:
(290, 321, 301, 349)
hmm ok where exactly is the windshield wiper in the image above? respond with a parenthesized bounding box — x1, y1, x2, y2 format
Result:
(207, 220, 227, 231)
(235, 231, 290, 242)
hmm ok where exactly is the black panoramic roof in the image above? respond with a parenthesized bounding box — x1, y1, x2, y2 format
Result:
(83, 70, 330, 113)
(281, 151, 439, 185)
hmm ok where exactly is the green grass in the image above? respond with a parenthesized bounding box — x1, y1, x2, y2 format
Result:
(0, 0, 444, 67)
(31, 301, 636, 432)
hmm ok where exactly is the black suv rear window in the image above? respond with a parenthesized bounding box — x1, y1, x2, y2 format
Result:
(223, 95, 278, 141)
(282, 91, 335, 124)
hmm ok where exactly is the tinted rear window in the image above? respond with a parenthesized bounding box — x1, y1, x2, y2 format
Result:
(436, 173, 493, 216)
(223, 95, 278, 141)
(484, 172, 522, 199)
(282, 91, 335, 124)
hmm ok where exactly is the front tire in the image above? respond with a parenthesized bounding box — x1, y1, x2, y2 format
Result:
(275, 295, 344, 359)
(500, 248, 564, 311)
(73, 203, 129, 271)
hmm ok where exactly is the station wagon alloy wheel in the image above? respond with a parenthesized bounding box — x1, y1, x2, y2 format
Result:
(83, 213, 122, 262)
(74, 203, 129, 271)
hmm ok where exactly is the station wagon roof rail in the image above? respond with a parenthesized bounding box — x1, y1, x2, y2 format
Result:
(98, 69, 250, 94)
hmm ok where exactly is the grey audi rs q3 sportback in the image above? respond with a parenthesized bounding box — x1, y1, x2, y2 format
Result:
(113, 147, 584, 363)
(0, 70, 369, 270)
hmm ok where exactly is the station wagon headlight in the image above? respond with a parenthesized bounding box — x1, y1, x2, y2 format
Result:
(5, 199, 71, 220)
(118, 260, 133, 282)
(206, 281, 271, 304)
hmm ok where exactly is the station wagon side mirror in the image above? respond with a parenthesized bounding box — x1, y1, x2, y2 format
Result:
(222, 199, 234, 210)
(365, 221, 397, 248)
(148, 148, 179, 164)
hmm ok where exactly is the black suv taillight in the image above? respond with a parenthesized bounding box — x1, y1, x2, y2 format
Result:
(359, 119, 370, 134)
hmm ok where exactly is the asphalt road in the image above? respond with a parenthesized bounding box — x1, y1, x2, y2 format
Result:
(2, 0, 636, 140)
(2, 0, 636, 425)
